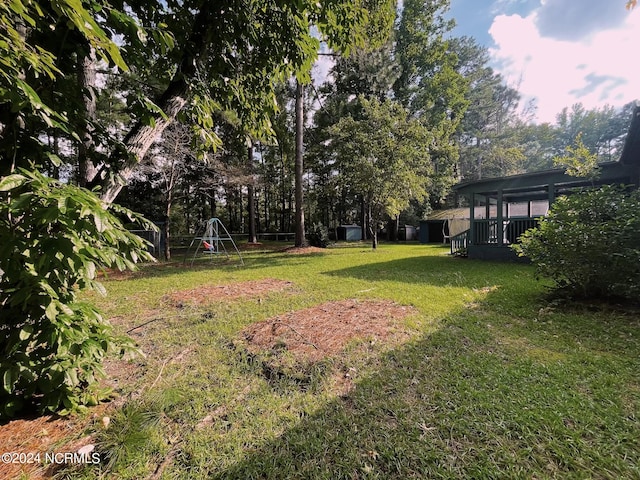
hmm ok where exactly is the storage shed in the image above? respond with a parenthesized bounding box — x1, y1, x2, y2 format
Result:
(337, 225, 362, 241)
(398, 224, 417, 241)
(419, 208, 470, 244)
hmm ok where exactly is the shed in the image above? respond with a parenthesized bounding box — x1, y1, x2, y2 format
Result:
(419, 208, 470, 244)
(398, 224, 417, 241)
(337, 224, 362, 241)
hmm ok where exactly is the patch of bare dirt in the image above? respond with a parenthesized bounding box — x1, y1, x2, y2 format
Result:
(241, 242, 264, 249)
(240, 299, 416, 364)
(163, 278, 295, 307)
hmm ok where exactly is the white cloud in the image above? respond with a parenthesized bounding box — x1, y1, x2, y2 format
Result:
(488, 7, 640, 123)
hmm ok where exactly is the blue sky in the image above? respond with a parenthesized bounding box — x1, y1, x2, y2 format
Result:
(446, 0, 639, 123)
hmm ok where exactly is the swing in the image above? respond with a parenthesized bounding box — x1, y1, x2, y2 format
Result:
(184, 218, 244, 266)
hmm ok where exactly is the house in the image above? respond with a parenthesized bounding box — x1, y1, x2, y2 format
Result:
(450, 106, 640, 261)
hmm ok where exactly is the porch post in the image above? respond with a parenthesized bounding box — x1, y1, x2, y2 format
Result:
(497, 189, 504, 246)
(548, 182, 555, 205)
(469, 193, 475, 245)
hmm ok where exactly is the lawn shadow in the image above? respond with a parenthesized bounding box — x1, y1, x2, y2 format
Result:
(323, 253, 534, 289)
(206, 286, 640, 479)
(100, 251, 315, 281)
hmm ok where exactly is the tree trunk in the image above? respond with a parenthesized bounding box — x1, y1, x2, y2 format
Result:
(210, 188, 217, 218)
(360, 196, 366, 242)
(294, 79, 306, 247)
(98, 80, 189, 204)
(247, 144, 258, 243)
(263, 185, 270, 231)
(226, 187, 234, 230)
(77, 45, 98, 188)
(96, 5, 212, 204)
(162, 166, 177, 261)
(369, 204, 377, 249)
(163, 214, 171, 261)
(280, 147, 286, 233)
(258, 143, 270, 231)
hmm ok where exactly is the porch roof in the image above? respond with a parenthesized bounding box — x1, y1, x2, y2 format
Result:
(453, 106, 640, 201)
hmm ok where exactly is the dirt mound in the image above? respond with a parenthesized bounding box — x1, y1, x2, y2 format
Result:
(241, 299, 416, 364)
(163, 278, 295, 306)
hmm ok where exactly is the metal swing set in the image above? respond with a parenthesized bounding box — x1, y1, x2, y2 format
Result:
(184, 218, 244, 266)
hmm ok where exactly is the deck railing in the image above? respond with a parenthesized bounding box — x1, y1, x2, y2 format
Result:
(472, 217, 539, 246)
(450, 229, 469, 256)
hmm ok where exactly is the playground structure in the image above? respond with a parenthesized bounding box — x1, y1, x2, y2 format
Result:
(184, 218, 244, 266)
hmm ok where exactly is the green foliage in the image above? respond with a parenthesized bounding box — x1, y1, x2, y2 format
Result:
(452, 37, 527, 181)
(513, 185, 640, 301)
(328, 97, 433, 247)
(308, 223, 330, 248)
(392, 0, 467, 202)
(554, 103, 634, 164)
(394, 0, 468, 135)
(0, 170, 155, 418)
(553, 132, 600, 180)
(0, 0, 129, 140)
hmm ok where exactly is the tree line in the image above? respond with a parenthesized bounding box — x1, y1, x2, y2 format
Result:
(112, 2, 636, 254)
(2, 0, 635, 256)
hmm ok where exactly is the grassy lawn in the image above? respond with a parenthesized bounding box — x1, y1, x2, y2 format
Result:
(67, 243, 639, 479)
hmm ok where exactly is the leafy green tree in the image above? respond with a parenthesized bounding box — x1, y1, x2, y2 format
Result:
(519, 122, 560, 172)
(393, 0, 468, 203)
(330, 39, 399, 103)
(328, 97, 433, 248)
(0, 0, 155, 418)
(452, 37, 525, 181)
(553, 133, 600, 182)
(554, 103, 633, 163)
(307, 38, 400, 234)
(0, 171, 154, 418)
(514, 185, 640, 301)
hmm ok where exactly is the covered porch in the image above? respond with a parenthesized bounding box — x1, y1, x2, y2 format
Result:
(451, 107, 640, 261)
(452, 163, 640, 260)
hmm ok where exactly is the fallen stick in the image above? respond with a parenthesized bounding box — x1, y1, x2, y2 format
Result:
(273, 320, 319, 350)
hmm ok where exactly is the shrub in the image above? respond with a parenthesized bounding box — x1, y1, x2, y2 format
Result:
(308, 223, 330, 248)
(513, 185, 640, 301)
(0, 170, 155, 418)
